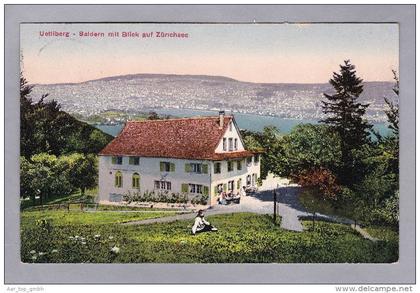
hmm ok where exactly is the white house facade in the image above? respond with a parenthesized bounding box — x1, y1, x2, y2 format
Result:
(98, 112, 261, 205)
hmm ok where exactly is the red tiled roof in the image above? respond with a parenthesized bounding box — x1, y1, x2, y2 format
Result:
(99, 116, 256, 160)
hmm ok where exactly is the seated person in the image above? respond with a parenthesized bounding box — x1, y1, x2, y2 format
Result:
(226, 191, 233, 199)
(230, 191, 241, 203)
(218, 192, 227, 205)
(191, 210, 218, 235)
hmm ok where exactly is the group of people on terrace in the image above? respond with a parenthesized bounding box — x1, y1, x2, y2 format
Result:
(217, 186, 247, 205)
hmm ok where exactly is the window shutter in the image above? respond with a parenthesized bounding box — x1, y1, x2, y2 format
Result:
(185, 163, 192, 173)
(214, 186, 218, 195)
(115, 174, 118, 187)
(181, 183, 189, 193)
(223, 183, 227, 192)
(160, 162, 164, 172)
(170, 163, 175, 172)
(203, 186, 209, 196)
(129, 157, 133, 165)
(202, 164, 208, 174)
(237, 179, 241, 189)
(111, 157, 116, 164)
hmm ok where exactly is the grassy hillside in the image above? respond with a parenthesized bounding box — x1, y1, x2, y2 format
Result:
(21, 212, 398, 263)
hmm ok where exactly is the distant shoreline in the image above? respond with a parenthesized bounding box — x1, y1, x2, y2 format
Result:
(90, 107, 390, 138)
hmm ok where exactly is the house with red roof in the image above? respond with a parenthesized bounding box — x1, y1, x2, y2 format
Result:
(98, 111, 261, 205)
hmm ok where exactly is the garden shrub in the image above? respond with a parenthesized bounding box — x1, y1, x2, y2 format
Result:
(124, 190, 194, 205)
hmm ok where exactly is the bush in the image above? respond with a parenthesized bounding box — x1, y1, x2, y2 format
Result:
(191, 194, 209, 205)
(123, 190, 189, 204)
(294, 168, 340, 199)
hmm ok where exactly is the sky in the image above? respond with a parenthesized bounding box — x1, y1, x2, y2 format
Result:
(20, 23, 399, 84)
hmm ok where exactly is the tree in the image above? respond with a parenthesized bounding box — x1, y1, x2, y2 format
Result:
(257, 126, 284, 179)
(67, 154, 98, 195)
(280, 124, 342, 177)
(384, 70, 399, 136)
(320, 60, 373, 186)
(20, 73, 113, 157)
(381, 70, 399, 178)
(147, 111, 160, 120)
(240, 126, 283, 179)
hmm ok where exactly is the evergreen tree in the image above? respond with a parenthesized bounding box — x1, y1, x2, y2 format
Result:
(320, 60, 372, 185)
(384, 69, 399, 137)
(382, 70, 399, 180)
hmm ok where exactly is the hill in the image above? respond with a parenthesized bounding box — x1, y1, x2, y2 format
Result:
(29, 73, 396, 122)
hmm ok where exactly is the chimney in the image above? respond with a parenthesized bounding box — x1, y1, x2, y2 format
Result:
(219, 110, 225, 129)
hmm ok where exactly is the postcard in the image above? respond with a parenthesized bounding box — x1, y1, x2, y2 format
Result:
(17, 21, 402, 265)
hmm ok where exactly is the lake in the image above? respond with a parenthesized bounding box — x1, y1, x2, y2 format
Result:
(94, 108, 391, 138)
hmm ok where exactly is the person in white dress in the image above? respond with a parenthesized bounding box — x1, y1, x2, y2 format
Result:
(191, 210, 218, 235)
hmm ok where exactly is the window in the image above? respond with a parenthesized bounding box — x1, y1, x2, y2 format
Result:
(160, 161, 175, 172)
(112, 156, 123, 165)
(223, 138, 227, 151)
(192, 163, 202, 173)
(234, 138, 238, 150)
(228, 138, 233, 151)
(237, 178, 242, 190)
(189, 184, 203, 194)
(229, 122, 233, 132)
(237, 160, 242, 170)
(228, 180, 234, 191)
(185, 163, 208, 174)
(246, 175, 251, 186)
(129, 156, 140, 165)
(132, 173, 140, 189)
(154, 180, 171, 190)
(254, 154, 260, 164)
(214, 162, 221, 174)
(115, 171, 123, 188)
(252, 173, 257, 186)
(227, 161, 234, 172)
(246, 157, 253, 166)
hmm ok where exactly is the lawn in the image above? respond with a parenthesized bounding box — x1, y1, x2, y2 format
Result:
(364, 226, 399, 242)
(21, 210, 178, 226)
(20, 188, 98, 210)
(299, 188, 344, 218)
(298, 188, 399, 243)
(21, 211, 398, 263)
